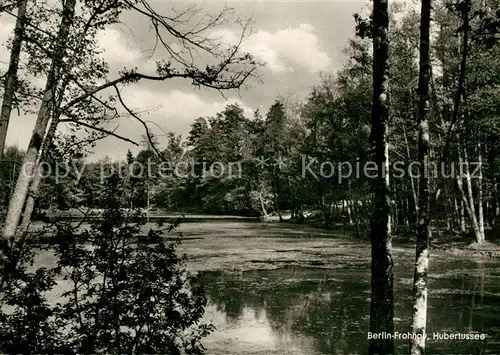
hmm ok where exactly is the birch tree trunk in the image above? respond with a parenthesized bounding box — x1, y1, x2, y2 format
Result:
(259, 191, 269, 218)
(494, 182, 499, 228)
(463, 145, 484, 243)
(369, 0, 394, 353)
(453, 197, 462, 231)
(463, 147, 476, 223)
(18, 117, 58, 232)
(409, 0, 431, 353)
(460, 199, 466, 232)
(446, 197, 452, 232)
(2, 0, 77, 241)
(386, 143, 392, 235)
(404, 126, 419, 228)
(477, 143, 485, 242)
(17, 0, 108, 231)
(0, 0, 28, 163)
(457, 138, 482, 243)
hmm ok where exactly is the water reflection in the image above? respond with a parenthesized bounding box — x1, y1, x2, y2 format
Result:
(200, 261, 500, 354)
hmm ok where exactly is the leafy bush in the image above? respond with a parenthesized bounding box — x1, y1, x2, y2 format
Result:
(0, 174, 214, 354)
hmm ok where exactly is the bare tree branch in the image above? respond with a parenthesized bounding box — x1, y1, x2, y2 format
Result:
(69, 77, 119, 115)
(63, 57, 260, 112)
(121, 0, 240, 65)
(113, 84, 164, 158)
(58, 127, 116, 152)
(59, 119, 138, 146)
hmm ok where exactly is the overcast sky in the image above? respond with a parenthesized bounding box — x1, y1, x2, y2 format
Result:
(0, 1, 368, 160)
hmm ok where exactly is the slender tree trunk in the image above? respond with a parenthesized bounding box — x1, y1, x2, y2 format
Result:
(17, 1, 98, 230)
(493, 182, 499, 227)
(496, 178, 500, 230)
(0, 0, 28, 163)
(409, 0, 431, 353)
(457, 138, 482, 242)
(18, 163, 43, 233)
(398, 187, 404, 227)
(347, 199, 353, 225)
(271, 170, 282, 221)
(404, 197, 410, 229)
(453, 197, 461, 231)
(369, 0, 394, 353)
(477, 143, 485, 241)
(463, 147, 476, 223)
(460, 198, 466, 232)
(401, 180, 409, 229)
(386, 143, 392, 235)
(446, 198, 452, 232)
(146, 178, 150, 223)
(392, 184, 398, 232)
(485, 199, 491, 228)
(497, 181, 500, 217)
(463, 146, 484, 243)
(2, 0, 77, 241)
(259, 191, 269, 218)
(18, 118, 58, 232)
(404, 125, 418, 228)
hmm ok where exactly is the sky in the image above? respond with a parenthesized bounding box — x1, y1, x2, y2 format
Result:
(0, 0, 369, 160)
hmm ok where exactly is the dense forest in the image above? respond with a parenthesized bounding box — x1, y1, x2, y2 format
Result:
(0, 0, 499, 354)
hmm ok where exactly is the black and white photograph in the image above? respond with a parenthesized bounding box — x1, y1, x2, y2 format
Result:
(1, 0, 500, 353)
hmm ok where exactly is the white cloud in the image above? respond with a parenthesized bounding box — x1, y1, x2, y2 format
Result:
(97, 29, 141, 64)
(4, 85, 254, 159)
(86, 87, 254, 159)
(3, 20, 153, 72)
(96, 28, 156, 73)
(122, 88, 253, 124)
(211, 23, 332, 73)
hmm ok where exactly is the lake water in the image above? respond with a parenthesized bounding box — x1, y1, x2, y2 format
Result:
(27, 220, 500, 354)
(199, 260, 500, 354)
(165, 220, 500, 355)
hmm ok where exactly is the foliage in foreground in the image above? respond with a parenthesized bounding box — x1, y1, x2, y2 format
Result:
(0, 174, 213, 354)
